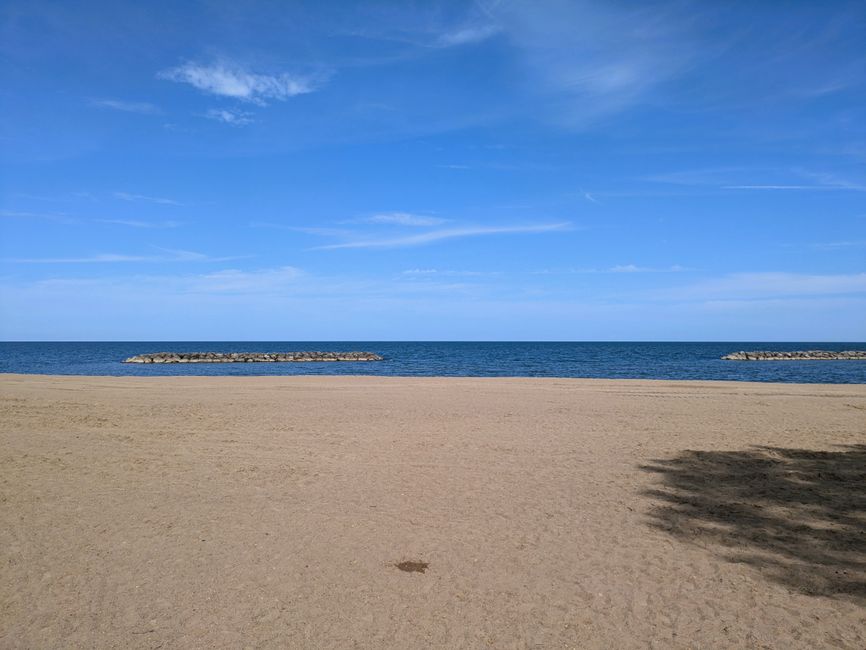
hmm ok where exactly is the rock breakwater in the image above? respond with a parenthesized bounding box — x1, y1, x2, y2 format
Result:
(722, 350, 866, 361)
(124, 351, 383, 363)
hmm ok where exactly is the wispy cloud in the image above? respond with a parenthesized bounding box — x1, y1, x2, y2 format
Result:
(722, 185, 826, 191)
(436, 24, 500, 47)
(650, 168, 866, 193)
(5, 248, 243, 264)
(90, 98, 161, 114)
(582, 191, 601, 205)
(798, 171, 866, 192)
(203, 108, 255, 126)
(343, 14, 499, 51)
(159, 60, 322, 104)
(114, 192, 182, 206)
(187, 266, 303, 294)
(645, 168, 750, 187)
(0, 209, 77, 224)
(812, 240, 866, 250)
(609, 264, 685, 274)
(488, 2, 696, 125)
(3, 209, 181, 229)
(402, 268, 500, 277)
(97, 219, 182, 229)
(250, 222, 356, 238)
(533, 264, 685, 275)
(722, 182, 866, 192)
(657, 272, 866, 301)
(14, 264, 483, 302)
(315, 222, 571, 250)
(351, 212, 447, 227)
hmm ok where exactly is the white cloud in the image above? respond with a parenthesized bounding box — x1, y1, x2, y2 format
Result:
(159, 61, 320, 104)
(315, 222, 570, 250)
(114, 192, 182, 206)
(90, 98, 161, 114)
(203, 108, 255, 126)
(354, 212, 447, 227)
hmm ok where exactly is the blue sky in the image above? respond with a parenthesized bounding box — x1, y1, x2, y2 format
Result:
(1, 0, 865, 341)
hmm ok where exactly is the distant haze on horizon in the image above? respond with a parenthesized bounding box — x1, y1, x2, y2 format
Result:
(1, 1, 864, 341)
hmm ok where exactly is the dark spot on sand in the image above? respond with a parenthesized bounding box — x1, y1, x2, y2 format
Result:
(395, 560, 428, 573)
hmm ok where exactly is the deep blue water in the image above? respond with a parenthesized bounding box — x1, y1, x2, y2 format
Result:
(1, 342, 865, 383)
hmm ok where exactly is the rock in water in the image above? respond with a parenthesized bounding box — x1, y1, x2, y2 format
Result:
(721, 350, 866, 361)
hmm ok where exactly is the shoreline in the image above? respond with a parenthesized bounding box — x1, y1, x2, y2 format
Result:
(2, 372, 866, 387)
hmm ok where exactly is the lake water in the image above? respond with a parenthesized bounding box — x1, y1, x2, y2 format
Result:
(2, 342, 865, 383)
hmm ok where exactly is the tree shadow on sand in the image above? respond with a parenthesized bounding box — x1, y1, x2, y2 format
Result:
(641, 445, 866, 601)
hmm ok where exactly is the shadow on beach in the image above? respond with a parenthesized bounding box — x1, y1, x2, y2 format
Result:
(641, 444, 866, 601)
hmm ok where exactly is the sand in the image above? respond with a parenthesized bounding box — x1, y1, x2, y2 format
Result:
(1, 374, 864, 649)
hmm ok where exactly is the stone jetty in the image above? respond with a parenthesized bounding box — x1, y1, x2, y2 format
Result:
(722, 350, 866, 361)
(124, 351, 383, 364)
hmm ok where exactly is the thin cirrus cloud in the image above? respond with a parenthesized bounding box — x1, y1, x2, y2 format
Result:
(532, 264, 685, 275)
(250, 223, 356, 238)
(186, 266, 303, 294)
(97, 219, 182, 229)
(114, 192, 182, 206)
(435, 24, 500, 47)
(203, 108, 255, 126)
(158, 61, 321, 104)
(648, 168, 866, 192)
(89, 98, 162, 114)
(812, 240, 866, 250)
(722, 185, 831, 191)
(486, 2, 695, 125)
(0, 209, 77, 224)
(5, 248, 244, 264)
(402, 268, 500, 277)
(314, 222, 571, 250)
(351, 212, 447, 227)
(2, 209, 180, 229)
(656, 272, 866, 301)
(722, 183, 866, 192)
(609, 264, 685, 273)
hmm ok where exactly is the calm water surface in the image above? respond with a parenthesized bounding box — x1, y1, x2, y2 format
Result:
(2, 342, 865, 383)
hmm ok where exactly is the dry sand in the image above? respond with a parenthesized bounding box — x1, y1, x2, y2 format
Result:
(1, 374, 864, 649)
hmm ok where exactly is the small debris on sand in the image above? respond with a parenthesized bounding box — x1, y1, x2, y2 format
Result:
(395, 561, 429, 573)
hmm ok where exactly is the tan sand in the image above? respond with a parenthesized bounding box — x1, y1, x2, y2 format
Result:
(1, 374, 864, 649)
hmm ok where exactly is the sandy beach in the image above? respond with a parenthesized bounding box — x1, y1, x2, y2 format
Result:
(1, 374, 864, 649)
